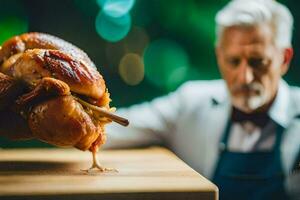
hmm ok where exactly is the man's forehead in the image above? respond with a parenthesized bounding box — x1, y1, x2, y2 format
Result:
(219, 25, 274, 56)
(220, 25, 274, 48)
(224, 43, 269, 57)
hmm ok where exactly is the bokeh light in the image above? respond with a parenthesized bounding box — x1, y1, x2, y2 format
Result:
(97, 0, 135, 18)
(95, 0, 136, 42)
(0, 0, 28, 44)
(143, 39, 190, 91)
(95, 10, 131, 42)
(166, 66, 189, 90)
(124, 26, 149, 55)
(119, 53, 144, 85)
(0, 16, 28, 44)
(105, 26, 149, 72)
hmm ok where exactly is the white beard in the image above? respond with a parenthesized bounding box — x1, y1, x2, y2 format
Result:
(231, 82, 269, 113)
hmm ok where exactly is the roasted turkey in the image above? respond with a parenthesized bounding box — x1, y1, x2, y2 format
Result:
(0, 32, 128, 172)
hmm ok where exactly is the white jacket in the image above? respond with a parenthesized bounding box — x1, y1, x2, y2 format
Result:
(105, 79, 300, 184)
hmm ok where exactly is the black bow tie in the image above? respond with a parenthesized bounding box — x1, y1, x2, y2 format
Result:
(231, 107, 270, 128)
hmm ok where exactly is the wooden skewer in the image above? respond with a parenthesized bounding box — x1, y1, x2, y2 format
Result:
(73, 96, 129, 127)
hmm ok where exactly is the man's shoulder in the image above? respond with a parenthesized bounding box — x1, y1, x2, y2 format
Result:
(178, 79, 226, 94)
(284, 82, 300, 104)
(281, 81, 300, 116)
(289, 85, 300, 98)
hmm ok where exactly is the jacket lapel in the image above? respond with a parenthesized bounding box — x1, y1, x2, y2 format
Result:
(201, 95, 231, 178)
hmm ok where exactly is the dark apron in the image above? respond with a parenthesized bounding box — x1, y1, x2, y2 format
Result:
(212, 121, 288, 200)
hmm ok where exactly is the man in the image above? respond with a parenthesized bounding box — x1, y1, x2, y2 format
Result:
(104, 0, 300, 199)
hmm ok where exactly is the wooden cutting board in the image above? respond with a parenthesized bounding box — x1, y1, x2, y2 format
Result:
(0, 147, 218, 200)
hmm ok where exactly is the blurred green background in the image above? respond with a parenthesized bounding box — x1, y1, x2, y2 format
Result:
(0, 0, 299, 148)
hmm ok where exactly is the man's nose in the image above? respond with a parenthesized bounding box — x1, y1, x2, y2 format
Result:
(237, 61, 254, 84)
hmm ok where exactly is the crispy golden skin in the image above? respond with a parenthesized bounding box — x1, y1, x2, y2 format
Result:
(11, 49, 106, 99)
(28, 96, 106, 151)
(0, 32, 96, 69)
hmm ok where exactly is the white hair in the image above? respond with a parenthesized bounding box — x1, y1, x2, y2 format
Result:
(215, 0, 293, 48)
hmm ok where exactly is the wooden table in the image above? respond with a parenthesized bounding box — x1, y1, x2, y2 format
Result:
(0, 147, 218, 200)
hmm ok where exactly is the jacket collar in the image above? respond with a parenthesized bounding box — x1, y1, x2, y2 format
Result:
(268, 80, 294, 128)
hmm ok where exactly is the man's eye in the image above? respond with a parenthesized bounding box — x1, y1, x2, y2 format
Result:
(227, 58, 240, 67)
(248, 58, 268, 69)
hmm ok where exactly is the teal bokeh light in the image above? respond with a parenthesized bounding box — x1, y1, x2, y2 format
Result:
(97, 0, 135, 18)
(95, 10, 131, 42)
(143, 39, 190, 91)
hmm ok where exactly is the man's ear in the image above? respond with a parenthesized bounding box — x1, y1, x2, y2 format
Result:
(281, 47, 293, 76)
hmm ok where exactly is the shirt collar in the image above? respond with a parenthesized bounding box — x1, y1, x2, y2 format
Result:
(268, 79, 292, 128)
